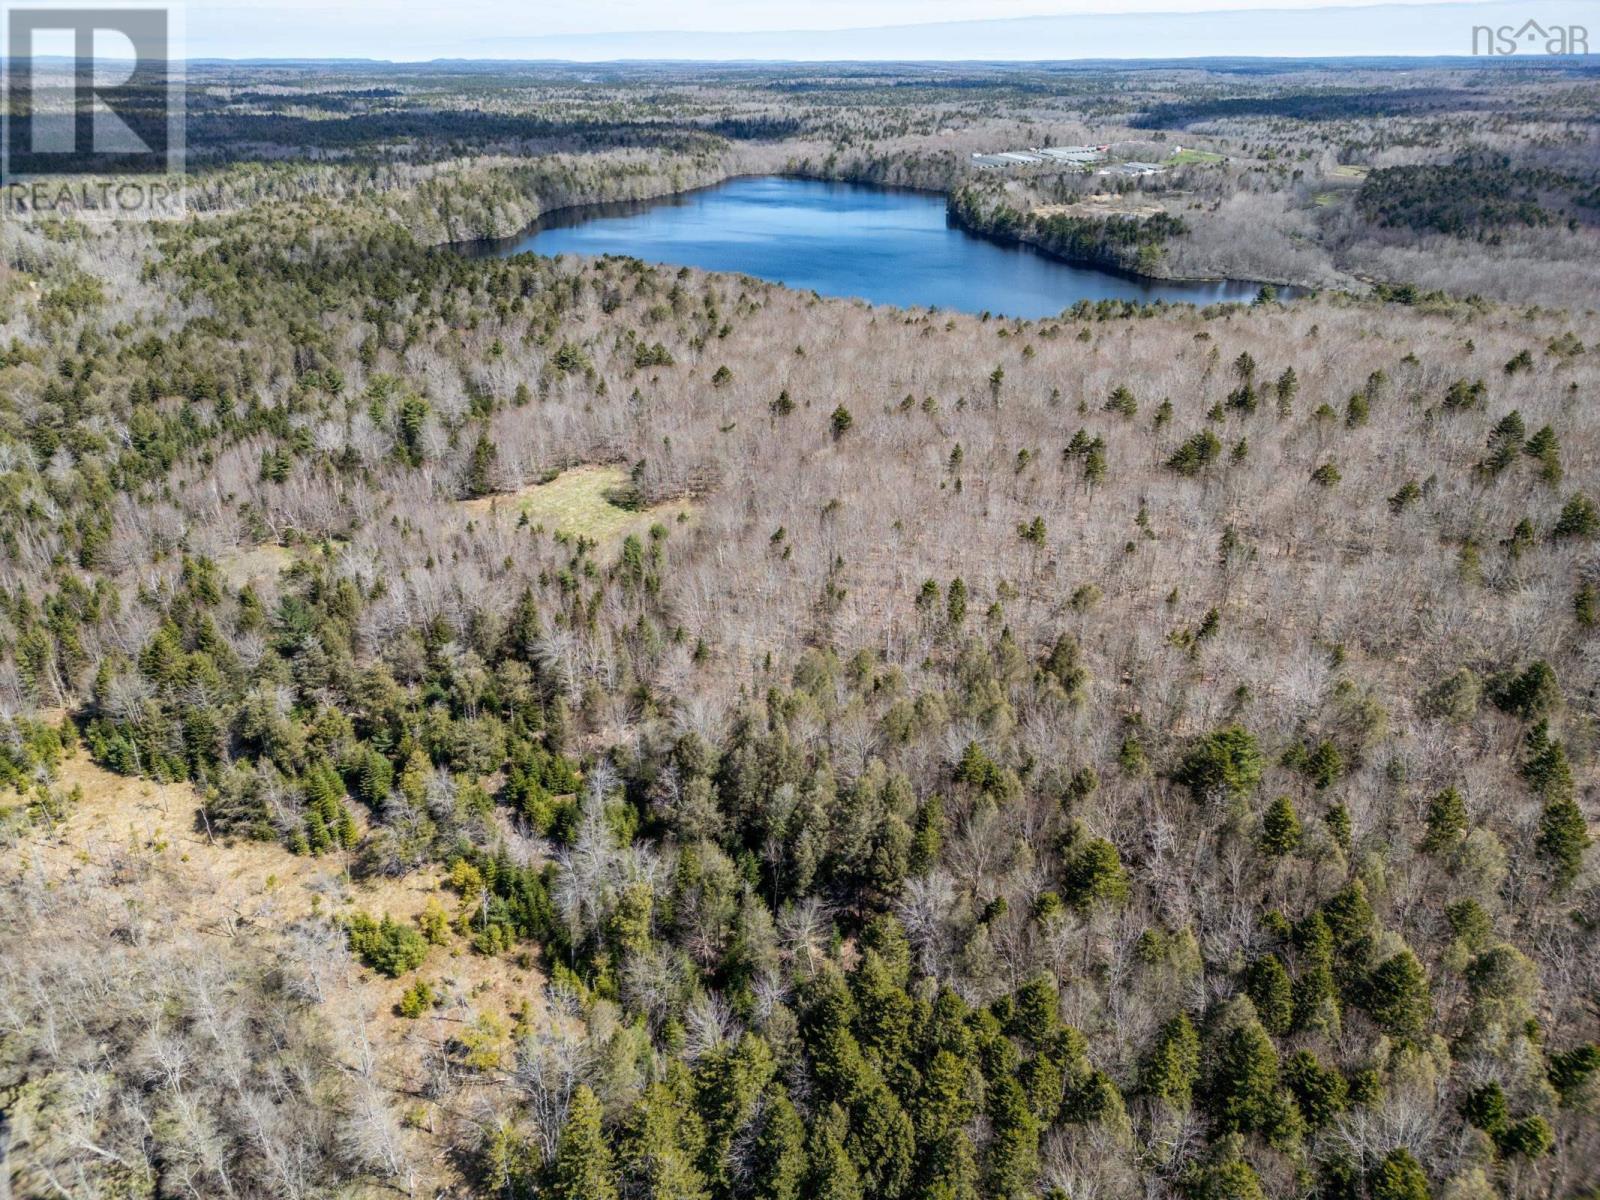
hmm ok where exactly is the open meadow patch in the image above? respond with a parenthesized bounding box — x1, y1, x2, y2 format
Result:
(461, 462, 695, 550)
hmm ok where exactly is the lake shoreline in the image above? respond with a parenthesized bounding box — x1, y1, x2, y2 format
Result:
(445, 174, 1290, 314)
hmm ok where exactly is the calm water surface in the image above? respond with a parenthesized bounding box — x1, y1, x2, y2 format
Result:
(468, 176, 1271, 318)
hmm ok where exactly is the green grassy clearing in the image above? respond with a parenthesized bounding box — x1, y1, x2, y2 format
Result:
(464, 464, 692, 547)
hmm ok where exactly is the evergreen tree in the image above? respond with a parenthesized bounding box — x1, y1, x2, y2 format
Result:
(1547, 1043, 1600, 1106)
(1245, 956, 1294, 1036)
(805, 1105, 862, 1200)
(1494, 661, 1559, 720)
(620, 1080, 709, 1200)
(1205, 1010, 1299, 1146)
(1185, 1153, 1268, 1200)
(1322, 880, 1373, 947)
(1292, 911, 1339, 1032)
(1168, 430, 1222, 475)
(1497, 1115, 1554, 1159)
(1553, 492, 1598, 539)
(1175, 726, 1264, 802)
(1370, 1148, 1430, 1200)
(947, 577, 968, 627)
(750, 1086, 806, 1200)
(1576, 581, 1598, 628)
(1537, 793, 1590, 889)
(917, 1128, 980, 1200)
(695, 1033, 774, 1195)
(982, 1074, 1040, 1200)
(1143, 1012, 1201, 1106)
(1459, 1081, 1509, 1138)
(465, 429, 498, 497)
(1282, 1051, 1347, 1130)
(1259, 796, 1301, 857)
(1275, 367, 1298, 416)
(1062, 837, 1130, 910)
(552, 1086, 619, 1200)
(1421, 787, 1468, 855)
(1525, 424, 1562, 483)
(1358, 949, 1431, 1039)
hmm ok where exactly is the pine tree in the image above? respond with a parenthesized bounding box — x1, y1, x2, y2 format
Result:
(1282, 1050, 1347, 1129)
(1496, 661, 1559, 719)
(695, 1033, 774, 1193)
(917, 1129, 980, 1200)
(1553, 492, 1598, 539)
(1167, 429, 1222, 475)
(1062, 838, 1130, 910)
(1522, 720, 1573, 799)
(1259, 796, 1301, 856)
(1291, 912, 1339, 1032)
(909, 796, 944, 874)
(750, 1086, 806, 1200)
(1479, 410, 1525, 474)
(1245, 956, 1294, 1036)
(1322, 879, 1373, 947)
(982, 1075, 1040, 1200)
(1083, 439, 1107, 487)
(1185, 1153, 1268, 1200)
(1459, 1081, 1509, 1138)
(946, 577, 967, 627)
(355, 748, 393, 807)
(1497, 1115, 1554, 1159)
(620, 1080, 709, 1200)
(1206, 1011, 1297, 1145)
(1524, 424, 1562, 483)
(1275, 367, 1298, 416)
(1370, 1148, 1430, 1200)
(1324, 803, 1353, 852)
(1537, 793, 1590, 889)
(1175, 726, 1264, 802)
(805, 1105, 861, 1200)
(1548, 1043, 1600, 1105)
(1420, 787, 1468, 855)
(553, 1086, 618, 1200)
(1576, 582, 1598, 628)
(1523, 722, 1589, 887)
(465, 429, 498, 497)
(1359, 949, 1431, 1039)
(1105, 384, 1137, 416)
(1141, 1013, 1200, 1106)
(1304, 739, 1343, 789)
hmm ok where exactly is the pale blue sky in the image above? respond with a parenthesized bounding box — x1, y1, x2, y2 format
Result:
(180, 0, 1589, 61)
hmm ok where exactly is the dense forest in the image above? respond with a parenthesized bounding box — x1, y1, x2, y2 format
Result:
(1, 57, 1598, 1200)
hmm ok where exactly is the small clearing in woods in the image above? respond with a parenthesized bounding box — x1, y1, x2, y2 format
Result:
(1033, 194, 1166, 220)
(462, 462, 694, 547)
(1168, 148, 1225, 165)
(216, 542, 298, 589)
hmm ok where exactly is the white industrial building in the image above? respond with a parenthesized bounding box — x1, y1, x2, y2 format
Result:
(1032, 145, 1108, 165)
(1098, 161, 1166, 178)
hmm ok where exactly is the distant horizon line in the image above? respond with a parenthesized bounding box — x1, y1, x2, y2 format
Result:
(11, 0, 1594, 65)
(12, 52, 1598, 66)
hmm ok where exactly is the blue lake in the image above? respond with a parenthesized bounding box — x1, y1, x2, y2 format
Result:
(468, 176, 1272, 318)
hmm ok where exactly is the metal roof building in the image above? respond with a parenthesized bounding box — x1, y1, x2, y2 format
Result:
(1034, 146, 1106, 165)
